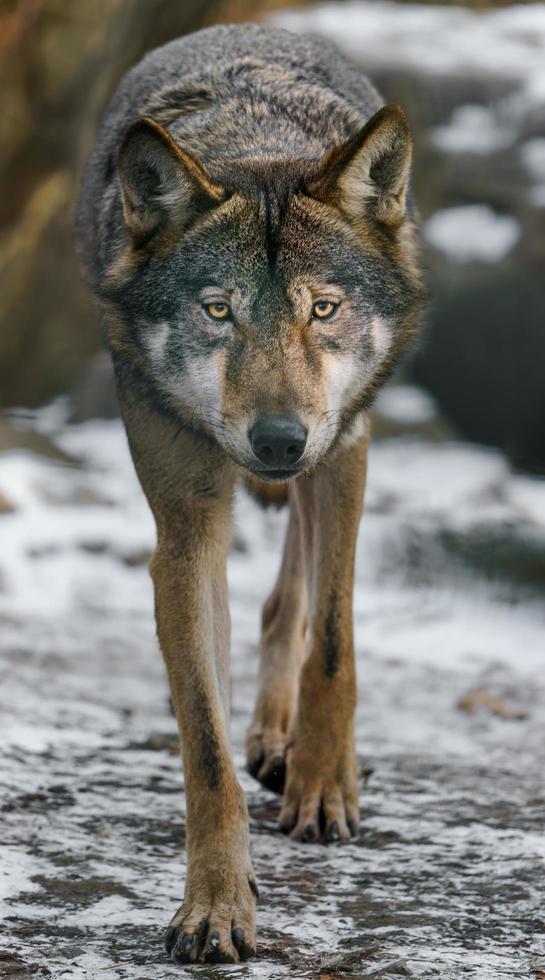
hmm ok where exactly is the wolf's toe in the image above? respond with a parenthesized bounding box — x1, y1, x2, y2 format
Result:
(202, 926, 238, 963)
(246, 730, 288, 794)
(257, 752, 286, 793)
(169, 917, 208, 964)
(232, 926, 256, 961)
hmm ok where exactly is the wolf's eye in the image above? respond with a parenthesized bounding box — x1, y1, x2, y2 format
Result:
(312, 300, 339, 320)
(204, 302, 232, 321)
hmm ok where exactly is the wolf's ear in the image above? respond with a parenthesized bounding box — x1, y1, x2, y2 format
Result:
(118, 117, 225, 245)
(311, 105, 412, 227)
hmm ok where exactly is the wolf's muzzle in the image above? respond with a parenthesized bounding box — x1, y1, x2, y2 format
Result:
(249, 414, 307, 471)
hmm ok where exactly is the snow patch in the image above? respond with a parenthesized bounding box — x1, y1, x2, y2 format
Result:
(270, 1, 545, 114)
(424, 205, 520, 263)
(432, 104, 514, 155)
(375, 384, 437, 425)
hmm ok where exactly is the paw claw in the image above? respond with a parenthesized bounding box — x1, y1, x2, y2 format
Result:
(300, 823, 318, 843)
(279, 813, 295, 834)
(246, 726, 291, 795)
(232, 926, 256, 961)
(170, 925, 204, 964)
(347, 817, 359, 838)
(171, 935, 190, 965)
(326, 820, 340, 842)
(258, 754, 287, 794)
(247, 752, 264, 780)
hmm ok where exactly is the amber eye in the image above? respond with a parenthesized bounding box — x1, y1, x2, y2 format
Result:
(312, 300, 339, 320)
(204, 301, 232, 321)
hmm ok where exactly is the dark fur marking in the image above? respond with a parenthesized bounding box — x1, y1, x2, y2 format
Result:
(323, 590, 341, 678)
(146, 85, 213, 125)
(193, 676, 223, 791)
(262, 187, 277, 268)
(195, 335, 230, 353)
(326, 821, 340, 842)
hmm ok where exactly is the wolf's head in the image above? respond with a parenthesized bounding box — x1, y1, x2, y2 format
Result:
(106, 106, 424, 481)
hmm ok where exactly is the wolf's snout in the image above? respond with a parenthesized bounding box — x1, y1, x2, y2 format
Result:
(249, 415, 307, 468)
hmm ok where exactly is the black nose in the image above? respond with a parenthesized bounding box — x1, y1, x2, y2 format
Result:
(249, 415, 307, 468)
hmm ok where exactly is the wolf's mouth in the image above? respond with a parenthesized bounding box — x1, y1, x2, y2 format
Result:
(248, 467, 302, 484)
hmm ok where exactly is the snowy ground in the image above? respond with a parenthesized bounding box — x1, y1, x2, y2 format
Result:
(0, 389, 544, 980)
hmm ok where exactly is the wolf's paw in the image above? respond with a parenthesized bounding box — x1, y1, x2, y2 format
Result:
(246, 723, 290, 794)
(165, 872, 258, 964)
(278, 743, 360, 843)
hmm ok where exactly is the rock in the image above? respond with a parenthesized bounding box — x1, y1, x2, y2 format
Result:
(38, 483, 115, 507)
(0, 0, 222, 409)
(0, 952, 32, 979)
(320, 946, 382, 972)
(0, 413, 73, 462)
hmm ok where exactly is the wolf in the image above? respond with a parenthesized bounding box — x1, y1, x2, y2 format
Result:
(76, 22, 424, 965)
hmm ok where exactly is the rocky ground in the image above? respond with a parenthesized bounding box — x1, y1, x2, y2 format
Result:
(0, 388, 544, 980)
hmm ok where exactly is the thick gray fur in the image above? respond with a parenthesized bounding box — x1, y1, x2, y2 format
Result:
(76, 23, 382, 288)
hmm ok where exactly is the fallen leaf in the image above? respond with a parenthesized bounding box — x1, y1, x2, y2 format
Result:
(361, 765, 375, 784)
(458, 688, 528, 720)
(0, 490, 16, 514)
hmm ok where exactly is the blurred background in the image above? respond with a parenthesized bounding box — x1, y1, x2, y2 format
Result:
(1, 3, 545, 978)
(1, 0, 545, 470)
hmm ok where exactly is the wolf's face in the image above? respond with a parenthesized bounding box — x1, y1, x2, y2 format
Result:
(109, 109, 423, 481)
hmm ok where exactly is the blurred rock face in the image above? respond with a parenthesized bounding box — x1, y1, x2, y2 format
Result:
(0, 0, 229, 409)
(272, 3, 545, 472)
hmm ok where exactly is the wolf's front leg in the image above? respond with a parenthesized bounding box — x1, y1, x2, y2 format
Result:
(150, 516, 257, 964)
(280, 426, 368, 843)
(120, 396, 257, 964)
